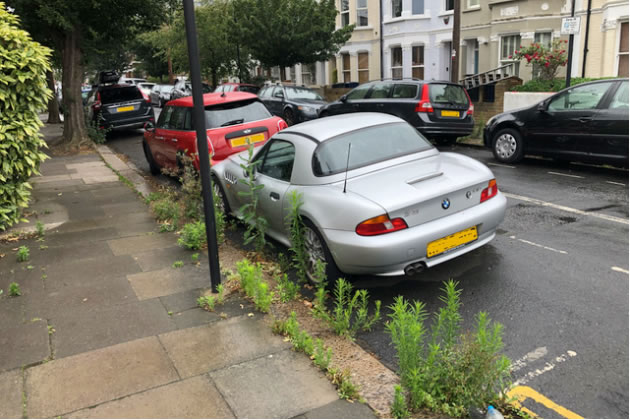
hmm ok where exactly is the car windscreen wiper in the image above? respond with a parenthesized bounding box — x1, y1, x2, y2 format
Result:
(220, 118, 244, 127)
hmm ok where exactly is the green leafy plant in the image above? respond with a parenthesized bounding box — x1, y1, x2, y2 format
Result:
(286, 191, 308, 282)
(236, 259, 273, 313)
(330, 368, 360, 401)
(216, 284, 226, 305)
(178, 153, 203, 220)
(238, 143, 267, 253)
(178, 221, 206, 250)
(172, 260, 184, 268)
(9, 282, 21, 297)
(273, 312, 315, 356)
(313, 338, 332, 371)
(512, 39, 568, 81)
(0, 4, 51, 231)
(191, 252, 200, 262)
(254, 281, 273, 313)
(35, 220, 44, 236)
(151, 191, 180, 230)
(85, 117, 110, 144)
(385, 280, 512, 417)
(275, 273, 300, 303)
(16, 245, 30, 262)
(391, 385, 411, 419)
(197, 295, 216, 311)
(211, 174, 226, 244)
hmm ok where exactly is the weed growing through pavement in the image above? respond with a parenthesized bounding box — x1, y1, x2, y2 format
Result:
(236, 259, 273, 313)
(9, 282, 21, 297)
(35, 221, 44, 237)
(216, 284, 226, 305)
(286, 191, 308, 283)
(391, 385, 411, 419)
(330, 367, 360, 401)
(313, 338, 332, 371)
(385, 280, 512, 418)
(47, 325, 55, 335)
(39, 245, 48, 250)
(16, 246, 29, 262)
(178, 221, 206, 250)
(197, 295, 216, 311)
(191, 253, 200, 262)
(275, 273, 300, 303)
(172, 260, 184, 268)
(238, 144, 267, 253)
(26, 265, 33, 270)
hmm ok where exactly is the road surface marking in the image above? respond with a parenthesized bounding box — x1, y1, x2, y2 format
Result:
(548, 171, 585, 179)
(508, 386, 584, 419)
(503, 192, 629, 225)
(513, 350, 578, 386)
(510, 347, 548, 372)
(509, 236, 568, 254)
(605, 181, 626, 186)
(612, 266, 629, 275)
(487, 162, 516, 169)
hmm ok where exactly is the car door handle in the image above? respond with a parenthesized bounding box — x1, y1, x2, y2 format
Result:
(578, 117, 593, 123)
(155, 136, 165, 140)
(270, 192, 280, 201)
(171, 138, 178, 142)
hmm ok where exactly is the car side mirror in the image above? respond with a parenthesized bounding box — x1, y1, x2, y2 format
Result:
(340, 94, 347, 102)
(144, 121, 155, 132)
(537, 101, 548, 112)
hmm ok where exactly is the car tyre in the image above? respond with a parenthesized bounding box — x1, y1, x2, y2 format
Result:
(211, 175, 232, 217)
(302, 218, 342, 286)
(283, 108, 296, 126)
(492, 128, 524, 163)
(143, 141, 161, 175)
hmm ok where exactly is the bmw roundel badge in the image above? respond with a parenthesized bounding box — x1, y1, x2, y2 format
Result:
(441, 198, 451, 210)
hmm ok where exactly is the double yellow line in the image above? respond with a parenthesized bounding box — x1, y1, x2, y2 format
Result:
(507, 386, 583, 419)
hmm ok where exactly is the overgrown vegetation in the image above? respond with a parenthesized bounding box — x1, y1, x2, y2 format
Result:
(85, 118, 110, 144)
(238, 144, 267, 253)
(236, 259, 273, 313)
(512, 77, 615, 92)
(386, 280, 512, 418)
(275, 273, 300, 303)
(197, 295, 216, 311)
(286, 191, 308, 282)
(0, 3, 51, 230)
(16, 246, 30, 262)
(178, 221, 206, 250)
(35, 220, 45, 237)
(9, 282, 21, 297)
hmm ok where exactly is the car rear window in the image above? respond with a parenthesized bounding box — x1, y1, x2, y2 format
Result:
(239, 85, 260, 94)
(100, 86, 143, 104)
(204, 99, 272, 128)
(313, 122, 433, 176)
(429, 84, 468, 106)
(285, 87, 324, 100)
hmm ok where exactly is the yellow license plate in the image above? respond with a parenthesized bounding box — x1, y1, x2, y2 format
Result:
(230, 132, 265, 148)
(441, 110, 460, 117)
(427, 226, 478, 258)
(117, 106, 134, 113)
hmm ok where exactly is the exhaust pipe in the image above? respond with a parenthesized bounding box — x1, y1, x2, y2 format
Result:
(404, 261, 426, 277)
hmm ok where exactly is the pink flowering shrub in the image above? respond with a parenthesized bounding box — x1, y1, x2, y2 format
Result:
(511, 39, 568, 81)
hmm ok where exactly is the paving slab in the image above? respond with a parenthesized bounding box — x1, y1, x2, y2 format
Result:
(0, 369, 23, 418)
(295, 399, 377, 419)
(54, 212, 155, 235)
(132, 246, 199, 272)
(11, 241, 114, 271)
(159, 316, 289, 378)
(159, 288, 206, 313)
(89, 186, 142, 205)
(39, 226, 121, 247)
(31, 174, 73, 184)
(25, 336, 179, 418)
(50, 298, 175, 358)
(0, 297, 24, 330)
(211, 349, 339, 419)
(101, 201, 149, 218)
(0, 320, 50, 372)
(67, 375, 234, 419)
(108, 233, 176, 256)
(127, 265, 210, 300)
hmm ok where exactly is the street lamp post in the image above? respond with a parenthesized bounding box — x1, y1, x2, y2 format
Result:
(182, 0, 222, 292)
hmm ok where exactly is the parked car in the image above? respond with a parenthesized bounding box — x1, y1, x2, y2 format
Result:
(211, 113, 506, 282)
(484, 79, 629, 166)
(215, 82, 260, 95)
(258, 84, 327, 126)
(84, 83, 155, 133)
(119, 77, 147, 86)
(150, 84, 174, 108)
(318, 79, 474, 145)
(142, 92, 288, 175)
(171, 78, 212, 100)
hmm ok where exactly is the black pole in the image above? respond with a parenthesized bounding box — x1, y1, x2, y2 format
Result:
(379, 0, 383, 79)
(183, 0, 222, 292)
(451, 0, 460, 83)
(565, 0, 576, 89)
(581, 0, 592, 78)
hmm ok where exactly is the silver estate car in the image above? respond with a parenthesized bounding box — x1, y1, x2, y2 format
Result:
(211, 113, 506, 282)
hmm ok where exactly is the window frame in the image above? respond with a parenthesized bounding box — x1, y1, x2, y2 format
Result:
(617, 21, 629, 77)
(445, 0, 455, 12)
(342, 53, 351, 83)
(340, 0, 350, 27)
(412, 0, 424, 15)
(392, 0, 402, 18)
(358, 52, 370, 84)
(411, 45, 425, 80)
(357, 0, 368, 27)
(500, 34, 521, 64)
(467, 0, 480, 9)
(258, 139, 296, 183)
(547, 82, 612, 112)
(391, 46, 403, 79)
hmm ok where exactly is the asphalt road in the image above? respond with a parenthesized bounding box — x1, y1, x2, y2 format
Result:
(105, 120, 629, 419)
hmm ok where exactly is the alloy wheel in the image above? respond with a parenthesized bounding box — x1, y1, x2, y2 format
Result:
(304, 226, 326, 283)
(495, 133, 517, 159)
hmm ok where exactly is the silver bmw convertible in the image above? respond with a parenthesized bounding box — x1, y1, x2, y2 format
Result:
(211, 113, 506, 282)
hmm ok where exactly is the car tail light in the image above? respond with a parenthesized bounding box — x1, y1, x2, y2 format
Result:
(356, 214, 408, 236)
(141, 91, 150, 103)
(415, 84, 433, 113)
(463, 89, 474, 115)
(277, 119, 288, 131)
(92, 92, 102, 112)
(480, 179, 498, 203)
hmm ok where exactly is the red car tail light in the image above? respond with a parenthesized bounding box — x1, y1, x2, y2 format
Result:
(92, 92, 102, 112)
(277, 119, 288, 131)
(356, 214, 408, 236)
(415, 84, 433, 113)
(141, 90, 150, 103)
(480, 179, 498, 203)
(463, 89, 474, 115)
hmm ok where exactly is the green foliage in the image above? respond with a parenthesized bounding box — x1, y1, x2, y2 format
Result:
(330, 368, 360, 401)
(385, 280, 512, 417)
(0, 3, 51, 230)
(9, 282, 21, 297)
(16, 246, 30, 262)
(286, 191, 308, 283)
(191, 253, 200, 262)
(512, 39, 568, 81)
(178, 154, 203, 220)
(35, 220, 44, 237)
(313, 338, 332, 371)
(178, 221, 207, 250)
(211, 175, 226, 244)
(236, 259, 273, 313)
(85, 118, 110, 144)
(216, 284, 226, 305)
(273, 312, 328, 358)
(512, 77, 617, 92)
(312, 260, 329, 315)
(391, 385, 411, 419)
(316, 278, 381, 339)
(238, 144, 267, 253)
(197, 295, 216, 311)
(275, 273, 300, 303)
(152, 194, 180, 229)
(172, 260, 184, 268)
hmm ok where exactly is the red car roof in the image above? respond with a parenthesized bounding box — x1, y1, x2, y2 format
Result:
(169, 91, 258, 107)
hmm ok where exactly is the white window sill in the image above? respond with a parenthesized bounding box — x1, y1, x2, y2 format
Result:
(384, 15, 431, 25)
(463, 6, 481, 13)
(438, 10, 454, 17)
(354, 25, 374, 31)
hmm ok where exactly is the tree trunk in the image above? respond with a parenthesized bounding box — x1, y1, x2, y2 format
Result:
(61, 28, 88, 147)
(46, 70, 61, 124)
(168, 48, 174, 84)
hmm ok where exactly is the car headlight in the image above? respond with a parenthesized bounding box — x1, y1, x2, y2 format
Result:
(298, 105, 315, 114)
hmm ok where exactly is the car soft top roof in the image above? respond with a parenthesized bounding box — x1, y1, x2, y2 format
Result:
(168, 91, 259, 107)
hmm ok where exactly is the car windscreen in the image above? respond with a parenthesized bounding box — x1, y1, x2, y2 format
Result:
(204, 99, 272, 128)
(313, 122, 433, 176)
(429, 84, 468, 106)
(285, 87, 323, 101)
(100, 86, 143, 104)
(239, 85, 260, 94)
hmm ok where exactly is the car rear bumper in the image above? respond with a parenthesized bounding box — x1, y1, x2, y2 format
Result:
(322, 192, 507, 276)
(103, 112, 155, 130)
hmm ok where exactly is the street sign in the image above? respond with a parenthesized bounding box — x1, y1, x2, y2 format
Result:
(561, 17, 581, 35)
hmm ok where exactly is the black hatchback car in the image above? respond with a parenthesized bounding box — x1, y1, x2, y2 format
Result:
(484, 79, 629, 166)
(318, 79, 474, 145)
(258, 84, 328, 126)
(85, 84, 155, 132)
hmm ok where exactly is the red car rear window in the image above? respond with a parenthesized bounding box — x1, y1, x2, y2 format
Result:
(204, 99, 271, 128)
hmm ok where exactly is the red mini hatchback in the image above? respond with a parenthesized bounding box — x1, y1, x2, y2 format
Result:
(143, 92, 287, 174)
